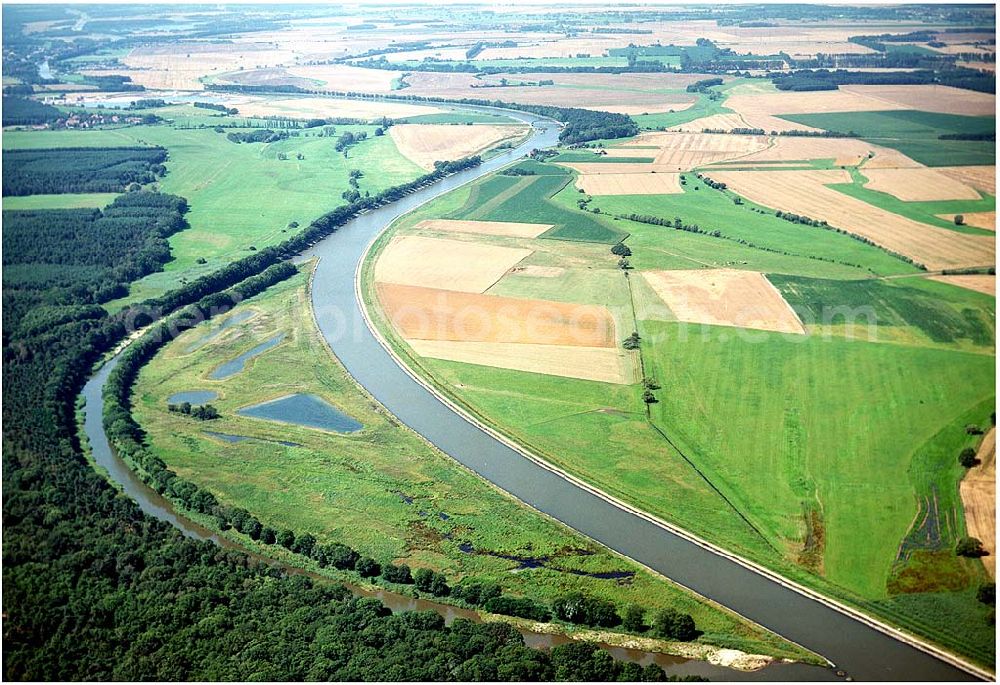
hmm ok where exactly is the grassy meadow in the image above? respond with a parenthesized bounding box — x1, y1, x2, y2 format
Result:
(131, 267, 815, 662)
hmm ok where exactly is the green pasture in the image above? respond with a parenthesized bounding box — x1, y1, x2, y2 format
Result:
(777, 110, 996, 166)
(1, 192, 119, 209)
(132, 268, 811, 661)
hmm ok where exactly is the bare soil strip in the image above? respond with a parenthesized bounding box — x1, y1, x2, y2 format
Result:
(374, 235, 532, 293)
(926, 274, 996, 296)
(414, 219, 552, 238)
(641, 269, 806, 334)
(377, 282, 617, 347)
(863, 168, 983, 202)
(406, 339, 634, 384)
(960, 427, 996, 577)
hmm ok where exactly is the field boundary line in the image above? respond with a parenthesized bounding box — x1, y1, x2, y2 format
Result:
(350, 163, 995, 682)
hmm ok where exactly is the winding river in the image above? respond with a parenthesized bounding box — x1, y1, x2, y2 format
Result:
(82, 104, 983, 681)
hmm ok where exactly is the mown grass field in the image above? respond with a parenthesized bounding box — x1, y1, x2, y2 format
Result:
(131, 267, 813, 662)
(364, 156, 997, 667)
(3, 109, 427, 308)
(777, 110, 997, 166)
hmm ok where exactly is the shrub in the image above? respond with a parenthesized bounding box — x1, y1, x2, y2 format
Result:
(956, 537, 986, 557)
(959, 447, 979, 468)
(652, 608, 697, 641)
(357, 557, 381, 577)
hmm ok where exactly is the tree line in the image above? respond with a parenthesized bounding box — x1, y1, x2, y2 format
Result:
(207, 83, 640, 144)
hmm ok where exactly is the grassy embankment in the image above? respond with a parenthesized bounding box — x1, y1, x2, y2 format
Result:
(131, 267, 816, 664)
(361, 159, 996, 667)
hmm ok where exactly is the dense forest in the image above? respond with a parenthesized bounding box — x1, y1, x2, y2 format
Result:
(1, 95, 63, 126)
(772, 67, 995, 93)
(3, 192, 188, 311)
(2, 151, 694, 679)
(2, 147, 168, 196)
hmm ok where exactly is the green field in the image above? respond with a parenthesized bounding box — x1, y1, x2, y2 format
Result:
(363, 158, 997, 666)
(3, 112, 427, 308)
(132, 267, 814, 663)
(777, 110, 996, 166)
(588, 177, 920, 278)
(445, 171, 627, 243)
(1, 192, 119, 209)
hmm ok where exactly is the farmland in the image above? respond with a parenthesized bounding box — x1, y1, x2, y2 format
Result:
(130, 267, 810, 664)
(5, 2, 998, 680)
(363, 148, 996, 666)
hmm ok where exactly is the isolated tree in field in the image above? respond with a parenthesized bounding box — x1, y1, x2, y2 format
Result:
(955, 214, 966, 226)
(956, 536, 986, 557)
(966, 424, 984, 435)
(357, 556, 381, 577)
(611, 242, 631, 257)
(618, 257, 631, 270)
(978, 582, 996, 605)
(959, 447, 979, 468)
(652, 607, 697, 641)
(642, 389, 658, 404)
(623, 332, 641, 349)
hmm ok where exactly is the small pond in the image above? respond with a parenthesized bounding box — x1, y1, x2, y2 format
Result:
(168, 390, 218, 405)
(236, 393, 362, 433)
(209, 333, 285, 380)
(186, 310, 255, 352)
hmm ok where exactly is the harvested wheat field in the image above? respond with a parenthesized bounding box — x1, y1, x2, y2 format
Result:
(230, 96, 441, 121)
(375, 236, 532, 293)
(935, 212, 995, 232)
(620, 132, 770, 169)
(960, 427, 996, 577)
(727, 137, 919, 168)
(407, 339, 635, 384)
(840, 84, 996, 117)
(642, 269, 806, 334)
(403, 71, 700, 112)
(863, 168, 983, 201)
(668, 113, 750, 133)
(389, 124, 527, 170)
(576, 172, 683, 196)
(936, 166, 997, 195)
(709, 169, 996, 270)
(600, 101, 695, 116)
(377, 283, 616, 346)
(927, 274, 996, 296)
(285, 64, 403, 92)
(414, 219, 552, 239)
